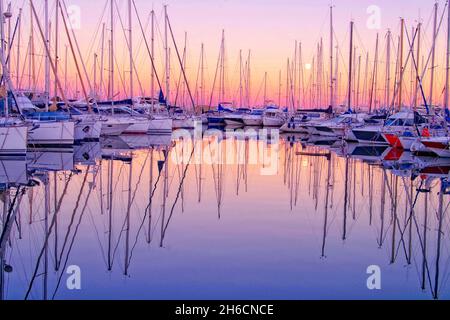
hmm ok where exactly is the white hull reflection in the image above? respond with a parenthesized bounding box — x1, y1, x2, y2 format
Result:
(74, 143, 102, 165)
(27, 149, 75, 172)
(0, 158, 29, 189)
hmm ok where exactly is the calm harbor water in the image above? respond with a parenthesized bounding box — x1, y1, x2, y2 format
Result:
(0, 131, 449, 300)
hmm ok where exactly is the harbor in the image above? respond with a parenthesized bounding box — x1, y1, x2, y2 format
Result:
(0, 0, 449, 301)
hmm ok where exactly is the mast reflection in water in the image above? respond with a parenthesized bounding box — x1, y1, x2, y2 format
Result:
(0, 133, 449, 300)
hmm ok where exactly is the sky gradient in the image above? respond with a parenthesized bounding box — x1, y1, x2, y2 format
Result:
(7, 0, 449, 108)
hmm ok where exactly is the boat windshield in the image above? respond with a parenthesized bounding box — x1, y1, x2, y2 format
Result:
(385, 118, 415, 127)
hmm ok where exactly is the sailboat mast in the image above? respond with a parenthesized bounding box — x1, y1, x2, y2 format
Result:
(334, 45, 339, 107)
(398, 18, 404, 111)
(99, 23, 105, 99)
(164, 5, 170, 106)
(264, 71, 267, 106)
(356, 55, 361, 107)
(299, 42, 304, 107)
(220, 30, 225, 102)
(16, 8, 22, 89)
(247, 50, 251, 107)
(200, 43, 204, 108)
(294, 41, 297, 108)
(444, 1, 450, 114)
(278, 70, 282, 107)
(239, 49, 243, 107)
(54, 0, 59, 105)
(128, 0, 133, 105)
(110, 0, 114, 107)
(414, 23, 421, 110)
(30, 4, 36, 90)
(0, 0, 7, 118)
(430, 2, 438, 109)
(64, 45, 68, 95)
(151, 9, 154, 112)
(44, 0, 50, 110)
(385, 30, 391, 108)
(347, 21, 354, 111)
(93, 53, 98, 98)
(369, 33, 379, 113)
(329, 5, 334, 108)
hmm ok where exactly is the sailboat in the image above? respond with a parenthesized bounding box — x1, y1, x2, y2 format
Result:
(411, 3, 450, 157)
(14, 93, 75, 147)
(0, 0, 27, 156)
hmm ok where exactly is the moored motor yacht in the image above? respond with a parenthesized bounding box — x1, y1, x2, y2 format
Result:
(242, 109, 264, 126)
(313, 113, 367, 138)
(281, 108, 331, 133)
(352, 110, 426, 145)
(262, 107, 287, 127)
(224, 108, 252, 126)
(419, 137, 450, 158)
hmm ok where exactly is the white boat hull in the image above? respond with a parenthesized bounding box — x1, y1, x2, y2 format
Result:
(148, 117, 173, 134)
(173, 117, 195, 129)
(124, 118, 151, 134)
(73, 116, 102, 141)
(398, 136, 418, 151)
(101, 118, 131, 136)
(263, 117, 285, 127)
(243, 117, 263, 126)
(28, 121, 75, 146)
(0, 125, 28, 155)
(420, 138, 450, 158)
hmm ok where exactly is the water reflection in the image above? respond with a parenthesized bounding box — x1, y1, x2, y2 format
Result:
(0, 132, 449, 300)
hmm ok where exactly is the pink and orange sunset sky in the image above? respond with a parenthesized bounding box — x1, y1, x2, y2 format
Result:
(7, 0, 450, 108)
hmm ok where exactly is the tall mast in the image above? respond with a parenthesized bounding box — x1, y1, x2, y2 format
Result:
(16, 8, 22, 88)
(285, 59, 289, 107)
(293, 40, 297, 108)
(329, 5, 334, 108)
(164, 5, 169, 106)
(398, 18, 404, 111)
(6, 2, 10, 71)
(0, 0, 7, 118)
(220, 30, 225, 102)
(100, 23, 105, 99)
(414, 23, 421, 110)
(44, 0, 50, 110)
(128, 0, 133, 105)
(64, 45, 68, 95)
(54, 0, 59, 106)
(347, 21, 354, 111)
(30, 4, 36, 90)
(334, 45, 339, 106)
(263, 71, 267, 106)
(278, 69, 282, 107)
(150, 9, 154, 112)
(356, 55, 361, 107)
(444, 0, 450, 115)
(200, 43, 204, 108)
(362, 52, 369, 107)
(93, 53, 98, 98)
(239, 49, 243, 107)
(385, 30, 391, 108)
(247, 50, 251, 107)
(369, 33, 379, 113)
(429, 2, 438, 109)
(299, 42, 304, 107)
(110, 0, 114, 105)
